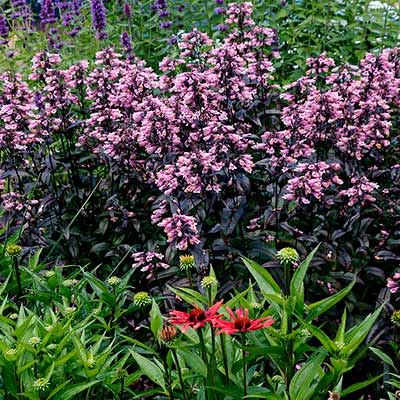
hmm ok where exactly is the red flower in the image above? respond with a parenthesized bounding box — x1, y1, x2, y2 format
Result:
(169, 300, 224, 332)
(216, 307, 274, 335)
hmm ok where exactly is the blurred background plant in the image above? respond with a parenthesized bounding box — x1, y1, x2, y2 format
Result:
(0, 0, 398, 78)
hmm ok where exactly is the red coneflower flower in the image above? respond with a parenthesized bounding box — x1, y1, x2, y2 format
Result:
(169, 299, 224, 332)
(216, 307, 274, 335)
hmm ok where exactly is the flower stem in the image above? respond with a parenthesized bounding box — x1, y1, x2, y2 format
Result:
(171, 348, 188, 400)
(161, 349, 174, 400)
(198, 329, 211, 400)
(284, 262, 291, 296)
(13, 258, 22, 302)
(241, 333, 247, 397)
(220, 334, 230, 381)
(119, 377, 124, 400)
(187, 269, 193, 289)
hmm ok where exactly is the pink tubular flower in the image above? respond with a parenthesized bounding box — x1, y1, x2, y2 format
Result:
(158, 213, 200, 250)
(387, 273, 400, 293)
(215, 307, 274, 334)
(169, 300, 224, 332)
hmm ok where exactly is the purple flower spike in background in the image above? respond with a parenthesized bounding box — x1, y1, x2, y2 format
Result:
(40, 0, 57, 28)
(10, 0, 33, 29)
(160, 20, 172, 29)
(0, 15, 10, 40)
(214, 7, 225, 15)
(120, 31, 133, 52)
(56, 0, 82, 28)
(90, 0, 107, 39)
(123, 2, 131, 18)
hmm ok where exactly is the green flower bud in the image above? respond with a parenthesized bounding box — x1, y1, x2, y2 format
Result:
(62, 279, 77, 288)
(28, 337, 41, 346)
(391, 310, 400, 327)
(116, 368, 128, 378)
(33, 378, 50, 391)
(107, 276, 121, 286)
(179, 254, 195, 271)
(5, 244, 22, 258)
(276, 247, 299, 266)
(200, 276, 219, 289)
(134, 291, 152, 308)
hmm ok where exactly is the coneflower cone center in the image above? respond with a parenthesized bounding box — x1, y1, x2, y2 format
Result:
(189, 308, 206, 322)
(234, 317, 251, 331)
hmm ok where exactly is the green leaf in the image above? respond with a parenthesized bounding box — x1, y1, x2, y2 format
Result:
(177, 349, 207, 378)
(369, 347, 396, 369)
(209, 265, 218, 304)
(131, 350, 166, 390)
(306, 280, 355, 321)
(335, 308, 347, 345)
(341, 373, 384, 397)
(341, 305, 384, 358)
(290, 245, 319, 313)
(299, 320, 338, 354)
(242, 257, 281, 295)
(289, 353, 326, 400)
(242, 257, 281, 312)
(54, 381, 99, 400)
(167, 285, 207, 308)
(150, 300, 163, 340)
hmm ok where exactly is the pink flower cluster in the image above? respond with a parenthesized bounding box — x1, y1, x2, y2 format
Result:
(257, 48, 400, 208)
(132, 251, 169, 279)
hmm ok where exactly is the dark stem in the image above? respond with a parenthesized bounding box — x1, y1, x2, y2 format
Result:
(171, 348, 188, 400)
(161, 349, 174, 400)
(187, 269, 193, 289)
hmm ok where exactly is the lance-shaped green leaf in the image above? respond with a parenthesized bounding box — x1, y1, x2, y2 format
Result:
(150, 299, 163, 340)
(131, 350, 166, 390)
(289, 352, 326, 400)
(290, 245, 319, 313)
(242, 257, 282, 311)
(340, 305, 384, 358)
(305, 280, 355, 321)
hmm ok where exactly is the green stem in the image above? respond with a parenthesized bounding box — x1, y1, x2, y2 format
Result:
(120, 377, 124, 400)
(220, 334, 230, 381)
(198, 329, 210, 400)
(13, 258, 22, 302)
(284, 262, 291, 296)
(171, 349, 188, 400)
(242, 333, 247, 397)
(161, 350, 174, 400)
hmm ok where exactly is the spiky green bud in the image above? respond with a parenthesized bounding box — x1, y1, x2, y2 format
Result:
(134, 291, 152, 308)
(5, 244, 22, 258)
(276, 247, 299, 266)
(200, 276, 219, 289)
(179, 254, 195, 271)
